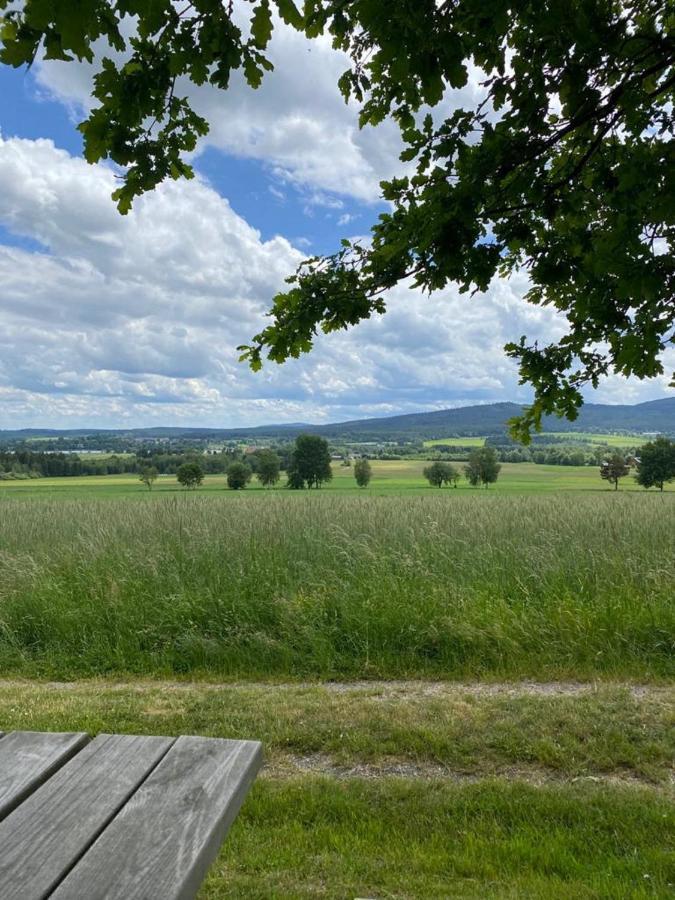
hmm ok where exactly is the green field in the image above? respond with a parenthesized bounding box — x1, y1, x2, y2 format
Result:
(538, 431, 650, 446)
(424, 431, 654, 448)
(0, 489, 672, 680)
(1, 461, 673, 897)
(0, 458, 669, 499)
(423, 436, 486, 447)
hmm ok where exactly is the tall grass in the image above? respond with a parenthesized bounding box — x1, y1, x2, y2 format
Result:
(0, 492, 672, 678)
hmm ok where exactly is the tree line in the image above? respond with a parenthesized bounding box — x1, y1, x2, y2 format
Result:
(162, 436, 337, 492)
(4, 436, 674, 493)
(169, 437, 675, 493)
(0, 449, 132, 479)
(0, 446, 264, 480)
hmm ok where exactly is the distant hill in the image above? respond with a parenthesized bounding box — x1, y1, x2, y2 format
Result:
(542, 397, 675, 434)
(1, 397, 673, 444)
(300, 397, 675, 440)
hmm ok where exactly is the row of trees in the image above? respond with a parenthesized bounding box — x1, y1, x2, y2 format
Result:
(431, 440, 640, 467)
(148, 438, 675, 492)
(153, 437, 375, 492)
(0, 447, 242, 479)
(0, 449, 134, 479)
(145, 437, 337, 492)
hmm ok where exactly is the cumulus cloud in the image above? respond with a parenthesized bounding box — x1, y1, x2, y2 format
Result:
(0, 134, 670, 429)
(32, 6, 487, 206)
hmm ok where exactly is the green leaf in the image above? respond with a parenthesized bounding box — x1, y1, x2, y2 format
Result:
(274, 0, 303, 28)
(243, 56, 264, 88)
(111, 186, 133, 215)
(251, 0, 273, 49)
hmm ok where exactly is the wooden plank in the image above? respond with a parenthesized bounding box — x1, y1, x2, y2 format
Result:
(52, 736, 263, 900)
(0, 733, 174, 900)
(0, 731, 89, 822)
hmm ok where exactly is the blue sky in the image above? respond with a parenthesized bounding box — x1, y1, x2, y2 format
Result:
(0, 20, 671, 429)
(0, 64, 381, 257)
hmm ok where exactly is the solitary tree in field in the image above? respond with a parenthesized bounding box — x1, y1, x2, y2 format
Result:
(635, 438, 675, 492)
(254, 449, 281, 488)
(139, 466, 158, 491)
(600, 454, 630, 490)
(423, 461, 458, 488)
(354, 458, 372, 488)
(176, 462, 204, 490)
(288, 434, 332, 489)
(227, 462, 252, 490)
(4, 3, 671, 438)
(464, 448, 501, 489)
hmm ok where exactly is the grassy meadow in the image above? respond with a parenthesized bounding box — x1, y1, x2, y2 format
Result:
(0, 487, 672, 679)
(1, 460, 673, 896)
(538, 431, 649, 446)
(423, 436, 487, 447)
(423, 431, 649, 448)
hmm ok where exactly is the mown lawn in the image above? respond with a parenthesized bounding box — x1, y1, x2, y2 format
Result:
(203, 777, 674, 899)
(1, 681, 672, 899)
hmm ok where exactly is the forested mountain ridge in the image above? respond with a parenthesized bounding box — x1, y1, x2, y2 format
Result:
(1, 398, 673, 444)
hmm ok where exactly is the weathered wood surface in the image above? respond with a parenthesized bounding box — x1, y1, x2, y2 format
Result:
(52, 736, 263, 900)
(0, 733, 174, 899)
(0, 731, 262, 900)
(0, 730, 88, 822)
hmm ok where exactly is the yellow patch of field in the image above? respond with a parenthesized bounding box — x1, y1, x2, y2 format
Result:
(423, 436, 485, 447)
(537, 431, 645, 446)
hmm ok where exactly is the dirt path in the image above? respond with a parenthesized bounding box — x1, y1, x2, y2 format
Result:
(264, 753, 674, 792)
(0, 678, 669, 698)
(2, 678, 672, 793)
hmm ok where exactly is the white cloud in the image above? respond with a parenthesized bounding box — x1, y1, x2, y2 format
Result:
(31, 5, 487, 206)
(32, 14, 394, 204)
(0, 136, 671, 430)
(0, 3, 667, 431)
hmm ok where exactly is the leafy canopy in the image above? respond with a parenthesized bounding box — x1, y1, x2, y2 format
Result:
(464, 447, 501, 488)
(635, 437, 675, 490)
(227, 460, 252, 489)
(599, 452, 630, 489)
(138, 464, 158, 489)
(2, 0, 673, 438)
(254, 448, 281, 487)
(353, 457, 372, 487)
(176, 461, 204, 489)
(423, 460, 458, 488)
(289, 433, 332, 488)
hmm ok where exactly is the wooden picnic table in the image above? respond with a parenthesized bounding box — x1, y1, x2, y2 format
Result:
(0, 730, 262, 899)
